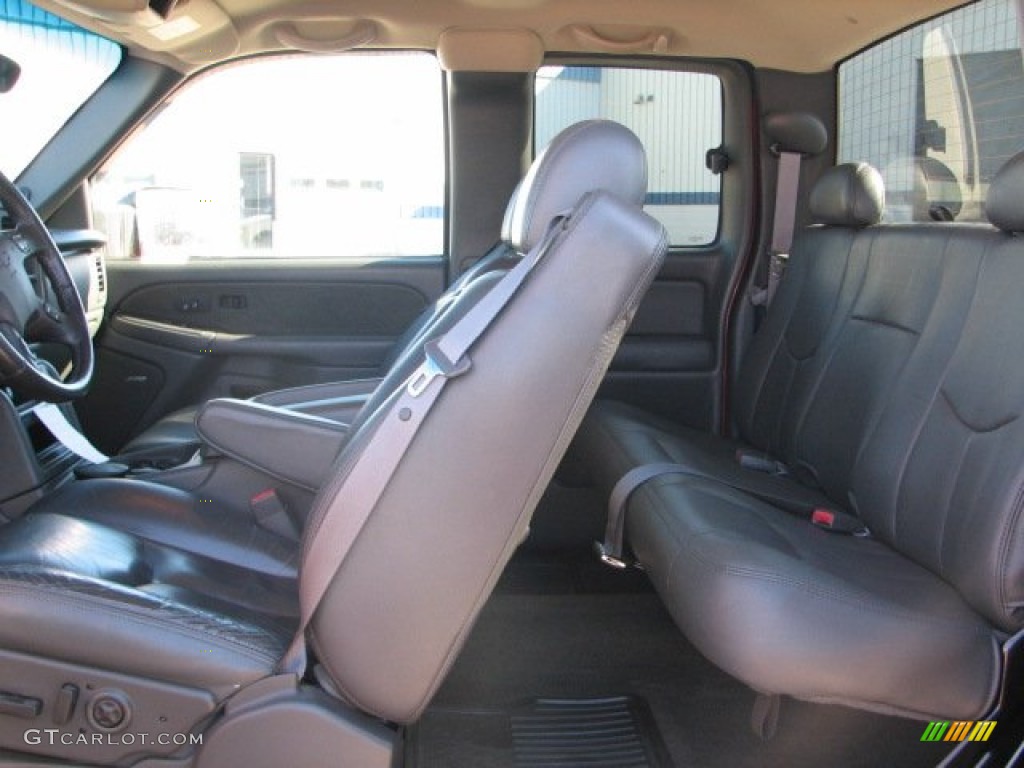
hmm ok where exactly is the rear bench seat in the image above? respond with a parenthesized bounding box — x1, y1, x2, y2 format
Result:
(576, 155, 1024, 720)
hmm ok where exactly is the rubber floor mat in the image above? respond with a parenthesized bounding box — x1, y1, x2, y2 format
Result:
(510, 696, 672, 767)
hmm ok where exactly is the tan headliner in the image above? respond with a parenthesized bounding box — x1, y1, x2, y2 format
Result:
(35, 0, 970, 74)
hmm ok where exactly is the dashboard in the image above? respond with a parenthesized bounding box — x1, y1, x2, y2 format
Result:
(51, 228, 108, 339)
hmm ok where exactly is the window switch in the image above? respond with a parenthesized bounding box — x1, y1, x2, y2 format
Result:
(0, 691, 42, 719)
(53, 684, 78, 725)
(219, 294, 247, 309)
(177, 297, 209, 312)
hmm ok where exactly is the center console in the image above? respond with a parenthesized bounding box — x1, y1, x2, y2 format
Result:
(0, 392, 81, 521)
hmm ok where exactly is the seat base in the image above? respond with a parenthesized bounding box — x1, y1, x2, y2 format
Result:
(194, 676, 399, 768)
(0, 647, 215, 765)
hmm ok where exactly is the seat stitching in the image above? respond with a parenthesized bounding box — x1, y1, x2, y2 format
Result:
(935, 431, 973, 575)
(940, 388, 1020, 434)
(884, 237, 987, 545)
(787, 229, 874, 472)
(847, 314, 920, 335)
(997, 481, 1024, 627)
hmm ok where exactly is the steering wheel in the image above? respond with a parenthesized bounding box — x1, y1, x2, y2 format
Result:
(0, 170, 92, 402)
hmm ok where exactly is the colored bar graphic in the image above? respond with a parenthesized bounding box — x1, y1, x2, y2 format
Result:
(945, 722, 972, 741)
(920, 720, 996, 742)
(921, 721, 949, 741)
(968, 721, 997, 742)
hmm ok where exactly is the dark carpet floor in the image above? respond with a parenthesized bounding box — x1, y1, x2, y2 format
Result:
(407, 554, 954, 768)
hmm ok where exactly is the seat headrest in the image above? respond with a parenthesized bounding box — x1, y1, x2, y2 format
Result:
(880, 156, 963, 222)
(986, 151, 1024, 233)
(809, 163, 885, 228)
(502, 119, 647, 252)
(914, 156, 962, 221)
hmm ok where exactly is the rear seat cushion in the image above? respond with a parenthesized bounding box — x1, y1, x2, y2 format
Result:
(629, 473, 1000, 719)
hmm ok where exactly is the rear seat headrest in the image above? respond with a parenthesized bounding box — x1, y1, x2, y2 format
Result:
(809, 162, 885, 228)
(502, 119, 647, 252)
(985, 151, 1024, 233)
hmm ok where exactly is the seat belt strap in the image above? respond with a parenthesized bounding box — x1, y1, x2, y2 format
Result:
(34, 402, 109, 464)
(597, 460, 869, 569)
(597, 462, 693, 568)
(752, 150, 802, 308)
(278, 215, 568, 675)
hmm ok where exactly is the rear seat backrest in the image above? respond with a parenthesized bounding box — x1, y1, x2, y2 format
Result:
(851, 154, 1024, 631)
(733, 163, 881, 473)
(790, 226, 982, 499)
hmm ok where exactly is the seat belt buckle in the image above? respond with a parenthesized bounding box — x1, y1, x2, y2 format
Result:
(594, 540, 630, 570)
(407, 339, 472, 397)
(811, 508, 836, 527)
(769, 251, 789, 276)
(736, 449, 788, 475)
(811, 507, 870, 537)
(251, 488, 299, 539)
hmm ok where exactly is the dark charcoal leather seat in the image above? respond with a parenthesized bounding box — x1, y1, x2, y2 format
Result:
(577, 154, 1024, 721)
(33, 119, 651, 569)
(580, 163, 887, 511)
(0, 120, 667, 766)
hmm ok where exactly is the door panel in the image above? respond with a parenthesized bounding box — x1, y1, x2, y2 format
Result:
(602, 249, 722, 431)
(76, 259, 444, 452)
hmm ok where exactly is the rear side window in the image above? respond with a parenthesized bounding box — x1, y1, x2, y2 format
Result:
(93, 53, 444, 262)
(839, 0, 1024, 222)
(535, 66, 722, 246)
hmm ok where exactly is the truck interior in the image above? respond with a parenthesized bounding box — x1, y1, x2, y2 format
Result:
(0, 0, 1021, 766)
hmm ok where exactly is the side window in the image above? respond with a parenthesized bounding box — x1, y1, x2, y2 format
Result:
(93, 53, 445, 262)
(535, 66, 723, 246)
(839, 0, 1024, 222)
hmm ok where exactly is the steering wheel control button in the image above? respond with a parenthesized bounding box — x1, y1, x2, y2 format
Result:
(53, 683, 79, 725)
(0, 691, 42, 719)
(10, 232, 31, 254)
(87, 690, 131, 731)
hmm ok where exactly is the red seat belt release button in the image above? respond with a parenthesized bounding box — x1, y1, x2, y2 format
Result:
(811, 508, 835, 528)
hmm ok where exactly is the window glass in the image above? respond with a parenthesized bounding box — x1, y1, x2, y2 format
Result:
(0, 0, 121, 177)
(839, 0, 1024, 222)
(536, 66, 722, 246)
(93, 53, 445, 262)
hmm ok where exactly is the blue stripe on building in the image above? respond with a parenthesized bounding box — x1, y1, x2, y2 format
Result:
(645, 192, 720, 206)
(554, 66, 602, 84)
